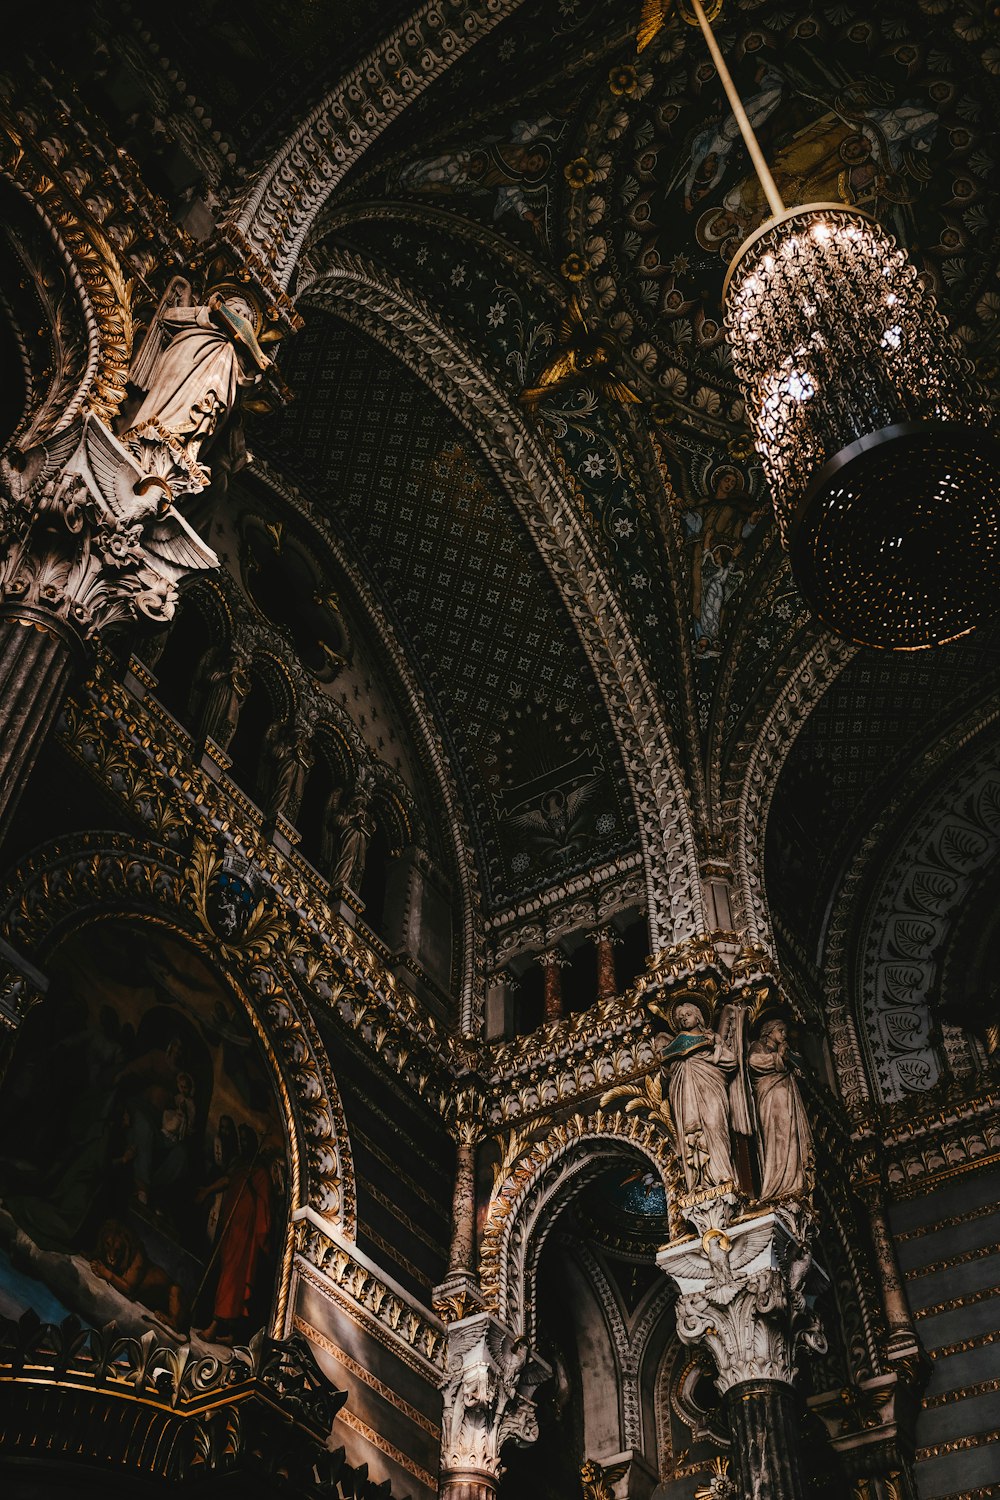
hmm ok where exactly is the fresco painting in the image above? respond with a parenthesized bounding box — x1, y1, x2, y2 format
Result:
(0, 920, 285, 1345)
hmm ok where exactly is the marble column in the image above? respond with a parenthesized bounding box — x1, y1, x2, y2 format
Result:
(592, 926, 620, 1003)
(723, 1380, 805, 1500)
(435, 1086, 487, 1327)
(854, 1143, 919, 1359)
(449, 1133, 478, 1278)
(539, 948, 568, 1023)
(659, 1207, 824, 1500)
(0, 414, 219, 844)
(0, 608, 82, 843)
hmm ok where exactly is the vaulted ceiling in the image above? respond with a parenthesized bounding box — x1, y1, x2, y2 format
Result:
(52, 0, 1000, 953)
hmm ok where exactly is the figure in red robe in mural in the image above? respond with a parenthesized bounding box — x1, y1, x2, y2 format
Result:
(195, 1124, 273, 1341)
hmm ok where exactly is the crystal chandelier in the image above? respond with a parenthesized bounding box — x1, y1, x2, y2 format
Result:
(687, 0, 1000, 650)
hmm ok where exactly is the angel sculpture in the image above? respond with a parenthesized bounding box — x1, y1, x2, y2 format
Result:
(125, 278, 271, 492)
(662, 1219, 780, 1292)
(519, 296, 641, 410)
(67, 415, 218, 583)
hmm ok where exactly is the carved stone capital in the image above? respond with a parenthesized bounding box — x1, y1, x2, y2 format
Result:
(0, 415, 218, 645)
(439, 1313, 550, 1481)
(434, 1271, 488, 1326)
(658, 1207, 826, 1394)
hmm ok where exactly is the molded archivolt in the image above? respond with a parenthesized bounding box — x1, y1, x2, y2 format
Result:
(221, 0, 528, 290)
(721, 630, 854, 950)
(0, 832, 358, 1331)
(480, 1118, 674, 1341)
(856, 754, 1000, 1105)
(298, 249, 706, 953)
(0, 174, 100, 448)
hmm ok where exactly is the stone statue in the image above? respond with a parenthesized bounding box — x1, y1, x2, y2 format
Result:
(317, 787, 345, 873)
(748, 1020, 813, 1200)
(330, 789, 374, 889)
(659, 1000, 738, 1193)
(126, 287, 271, 488)
(262, 722, 313, 822)
(193, 646, 247, 750)
(439, 1316, 545, 1480)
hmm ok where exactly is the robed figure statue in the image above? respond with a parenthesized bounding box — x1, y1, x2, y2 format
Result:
(659, 1000, 738, 1193)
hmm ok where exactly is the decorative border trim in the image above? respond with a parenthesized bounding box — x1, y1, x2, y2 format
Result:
(294, 1314, 441, 1437)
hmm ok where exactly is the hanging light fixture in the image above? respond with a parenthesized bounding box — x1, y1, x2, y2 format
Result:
(686, 0, 1000, 650)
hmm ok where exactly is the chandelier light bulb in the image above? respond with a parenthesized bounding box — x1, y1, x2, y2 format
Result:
(723, 205, 1000, 650)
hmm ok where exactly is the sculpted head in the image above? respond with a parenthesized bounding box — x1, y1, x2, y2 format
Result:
(759, 1019, 788, 1047)
(675, 1001, 705, 1032)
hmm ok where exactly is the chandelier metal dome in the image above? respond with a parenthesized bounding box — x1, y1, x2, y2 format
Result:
(688, 0, 1000, 651)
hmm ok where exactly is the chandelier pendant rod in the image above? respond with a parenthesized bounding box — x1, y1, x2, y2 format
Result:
(688, 0, 786, 219)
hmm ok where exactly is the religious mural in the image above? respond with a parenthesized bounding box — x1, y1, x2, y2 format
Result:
(0, 920, 285, 1345)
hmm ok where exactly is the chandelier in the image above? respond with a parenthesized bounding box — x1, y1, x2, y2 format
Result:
(687, 0, 1000, 650)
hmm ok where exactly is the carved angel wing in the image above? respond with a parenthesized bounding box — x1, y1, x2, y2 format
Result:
(143, 510, 220, 577)
(728, 1224, 777, 1273)
(81, 416, 147, 519)
(1, 422, 81, 505)
(663, 1249, 714, 1283)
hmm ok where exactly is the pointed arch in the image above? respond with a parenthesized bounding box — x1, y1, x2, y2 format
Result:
(299, 249, 706, 954)
(480, 1112, 675, 1340)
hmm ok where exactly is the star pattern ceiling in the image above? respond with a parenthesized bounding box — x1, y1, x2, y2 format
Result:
(260, 311, 639, 910)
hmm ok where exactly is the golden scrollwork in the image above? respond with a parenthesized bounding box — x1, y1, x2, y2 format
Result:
(478, 1108, 677, 1319)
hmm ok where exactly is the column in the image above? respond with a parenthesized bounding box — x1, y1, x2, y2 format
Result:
(0, 609, 82, 843)
(591, 926, 620, 1003)
(448, 1132, 478, 1279)
(538, 948, 568, 1023)
(660, 1207, 823, 1500)
(0, 417, 218, 844)
(438, 1313, 550, 1500)
(640, 946, 824, 1500)
(435, 1086, 486, 1326)
(854, 1141, 920, 1360)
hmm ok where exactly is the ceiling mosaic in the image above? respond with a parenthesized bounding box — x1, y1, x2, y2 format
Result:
(95, 0, 417, 166)
(325, 0, 1000, 750)
(258, 311, 640, 910)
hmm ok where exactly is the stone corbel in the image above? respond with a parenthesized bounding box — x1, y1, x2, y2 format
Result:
(438, 1312, 550, 1499)
(807, 1372, 923, 1485)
